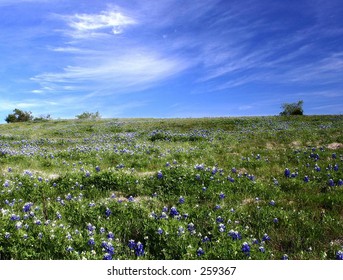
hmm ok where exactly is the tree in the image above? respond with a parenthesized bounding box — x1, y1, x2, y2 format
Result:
(5, 109, 33, 123)
(280, 100, 304, 116)
(75, 111, 101, 120)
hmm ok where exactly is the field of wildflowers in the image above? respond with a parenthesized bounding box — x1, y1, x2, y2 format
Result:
(0, 116, 342, 260)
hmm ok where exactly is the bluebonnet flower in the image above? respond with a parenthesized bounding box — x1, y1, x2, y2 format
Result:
(99, 227, 105, 234)
(177, 226, 185, 236)
(228, 176, 235, 183)
(178, 196, 185, 204)
(110, 193, 116, 199)
(152, 192, 158, 198)
(159, 212, 168, 219)
(219, 192, 225, 199)
(336, 250, 343, 260)
(197, 247, 205, 256)
(304, 176, 310, 183)
(65, 193, 72, 201)
(273, 218, 279, 223)
(202, 187, 207, 191)
(218, 223, 226, 232)
(103, 253, 112, 260)
(202, 236, 210, 242)
(85, 170, 91, 177)
(252, 238, 259, 245)
(95, 166, 100, 172)
(195, 174, 201, 180)
(128, 196, 135, 202)
(281, 254, 289, 260)
(88, 201, 96, 207)
(157, 171, 163, 179)
(107, 232, 115, 239)
(128, 239, 136, 250)
(15, 221, 23, 229)
(187, 223, 195, 233)
(10, 214, 20, 221)
(262, 233, 271, 242)
(157, 228, 163, 235)
(162, 206, 168, 213)
(66, 246, 74, 252)
(4, 232, 10, 239)
(3, 180, 10, 187)
(56, 212, 62, 219)
(38, 232, 43, 239)
(259, 246, 265, 253)
(23, 202, 33, 212)
(332, 153, 337, 159)
(8, 167, 12, 172)
(216, 216, 224, 223)
(328, 179, 335, 187)
(228, 230, 242, 240)
(314, 164, 321, 172)
(214, 205, 221, 210)
(169, 206, 179, 218)
(334, 164, 339, 171)
(105, 208, 112, 218)
(284, 168, 291, 177)
(86, 223, 95, 231)
(241, 242, 250, 256)
(135, 242, 144, 256)
(183, 213, 189, 219)
(338, 179, 343, 186)
(269, 200, 276, 206)
(88, 238, 95, 246)
(35, 219, 42, 225)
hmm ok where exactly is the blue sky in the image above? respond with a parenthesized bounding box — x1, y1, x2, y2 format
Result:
(0, 0, 342, 122)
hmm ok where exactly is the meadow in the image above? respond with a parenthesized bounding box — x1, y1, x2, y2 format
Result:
(0, 115, 342, 260)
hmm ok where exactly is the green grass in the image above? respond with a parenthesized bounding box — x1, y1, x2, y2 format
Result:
(0, 115, 342, 260)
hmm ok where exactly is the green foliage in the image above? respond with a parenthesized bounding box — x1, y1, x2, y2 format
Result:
(5, 108, 33, 123)
(280, 100, 304, 116)
(75, 111, 101, 120)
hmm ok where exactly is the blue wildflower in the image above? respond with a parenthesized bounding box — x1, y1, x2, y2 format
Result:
(218, 223, 226, 232)
(105, 208, 112, 217)
(259, 246, 265, 253)
(157, 171, 163, 179)
(128, 196, 135, 202)
(304, 176, 310, 183)
(228, 230, 242, 240)
(4, 232, 10, 239)
(202, 236, 210, 242)
(169, 206, 179, 217)
(338, 179, 343, 186)
(336, 251, 343, 260)
(157, 228, 163, 235)
(273, 218, 279, 223)
(103, 253, 112, 260)
(128, 239, 136, 250)
(66, 246, 74, 252)
(135, 242, 144, 257)
(328, 179, 335, 187)
(187, 223, 195, 232)
(88, 238, 95, 246)
(282, 254, 289, 260)
(214, 205, 221, 210)
(241, 242, 250, 256)
(95, 166, 100, 172)
(219, 192, 225, 199)
(262, 233, 271, 242)
(197, 247, 205, 256)
(216, 216, 224, 223)
(23, 202, 33, 212)
(107, 232, 114, 239)
(178, 196, 185, 204)
(56, 212, 62, 219)
(284, 168, 291, 177)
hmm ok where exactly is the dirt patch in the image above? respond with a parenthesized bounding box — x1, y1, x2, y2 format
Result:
(136, 171, 155, 177)
(291, 141, 301, 148)
(327, 143, 343, 150)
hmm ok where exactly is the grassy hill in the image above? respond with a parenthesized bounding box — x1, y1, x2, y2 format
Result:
(0, 116, 342, 260)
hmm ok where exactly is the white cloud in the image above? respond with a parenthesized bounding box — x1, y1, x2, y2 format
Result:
(61, 9, 136, 38)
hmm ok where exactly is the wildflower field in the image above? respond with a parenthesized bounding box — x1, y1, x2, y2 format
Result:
(0, 116, 342, 260)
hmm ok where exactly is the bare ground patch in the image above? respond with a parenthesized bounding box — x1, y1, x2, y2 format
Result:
(327, 143, 343, 150)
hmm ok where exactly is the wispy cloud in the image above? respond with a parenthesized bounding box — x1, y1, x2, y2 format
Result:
(60, 9, 137, 38)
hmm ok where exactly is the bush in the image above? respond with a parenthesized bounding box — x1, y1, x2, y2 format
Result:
(75, 111, 101, 120)
(280, 100, 304, 116)
(5, 109, 33, 123)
